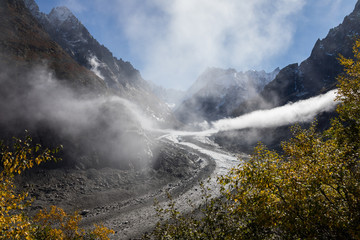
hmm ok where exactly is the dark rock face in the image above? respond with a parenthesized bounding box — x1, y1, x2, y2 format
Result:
(23, 0, 138, 90)
(175, 67, 279, 124)
(39, 5, 141, 89)
(233, 1, 360, 116)
(24, 0, 177, 127)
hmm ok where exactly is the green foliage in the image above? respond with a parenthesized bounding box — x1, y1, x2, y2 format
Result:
(0, 132, 114, 240)
(147, 40, 360, 239)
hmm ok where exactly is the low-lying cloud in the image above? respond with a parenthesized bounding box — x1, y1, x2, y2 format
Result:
(0, 63, 156, 169)
(212, 89, 338, 132)
(159, 89, 338, 138)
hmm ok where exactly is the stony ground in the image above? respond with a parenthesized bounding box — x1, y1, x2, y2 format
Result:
(14, 139, 218, 239)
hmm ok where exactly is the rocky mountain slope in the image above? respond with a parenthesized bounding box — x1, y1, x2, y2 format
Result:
(233, 0, 360, 116)
(24, 0, 176, 127)
(175, 67, 279, 124)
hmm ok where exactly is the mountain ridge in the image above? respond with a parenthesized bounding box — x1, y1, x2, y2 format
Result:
(24, 0, 177, 127)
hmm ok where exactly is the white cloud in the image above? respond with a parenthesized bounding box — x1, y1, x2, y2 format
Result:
(46, 0, 358, 89)
(212, 89, 338, 131)
(105, 0, 305, 89)
(158, 89, 338, 137)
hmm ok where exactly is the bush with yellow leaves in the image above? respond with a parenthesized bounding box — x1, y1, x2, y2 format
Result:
(0, 133, 114, 239)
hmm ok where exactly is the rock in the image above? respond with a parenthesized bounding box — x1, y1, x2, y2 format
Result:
(80, 209, 90, 216)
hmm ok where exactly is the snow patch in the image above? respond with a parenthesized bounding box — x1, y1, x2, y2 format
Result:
(88, 55, 105, 80)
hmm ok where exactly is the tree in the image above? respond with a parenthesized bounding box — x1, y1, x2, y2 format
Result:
(0, 132, 114, 239)
(147, 40, 360, 239)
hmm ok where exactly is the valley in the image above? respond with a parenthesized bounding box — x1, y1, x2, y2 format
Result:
(18, 132, 243, 239)
(1, 0, 360, 239)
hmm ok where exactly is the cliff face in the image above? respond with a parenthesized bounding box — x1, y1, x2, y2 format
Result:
(233, 1, 360, 116)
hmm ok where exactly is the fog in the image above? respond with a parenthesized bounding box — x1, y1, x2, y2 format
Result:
(212, 89, 338, 132)
(159, 89, 338, 138)
(0, 63, 157, 169)
(0, 59, 339, 170)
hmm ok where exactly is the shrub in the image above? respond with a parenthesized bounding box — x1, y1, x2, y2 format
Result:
(0, 132, 114, 239)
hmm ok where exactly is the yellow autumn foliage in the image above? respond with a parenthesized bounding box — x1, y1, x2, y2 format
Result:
(0, 133, 114, 239)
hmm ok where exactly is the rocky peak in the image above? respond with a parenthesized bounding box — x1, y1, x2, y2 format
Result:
(48, 6, 79, 26)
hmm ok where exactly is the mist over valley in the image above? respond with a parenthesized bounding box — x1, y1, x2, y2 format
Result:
(1, 0, 360, 238)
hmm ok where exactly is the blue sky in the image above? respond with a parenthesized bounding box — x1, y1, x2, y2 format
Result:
(35, 0, 358, 90)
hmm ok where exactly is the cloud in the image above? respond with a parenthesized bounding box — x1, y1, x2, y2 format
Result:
(103, 0, 305, 89)
(0, 63, 157, 169)
(157, 89, 338, 141)
(43, 0, 357, 90)
(212, 89, 338, 131)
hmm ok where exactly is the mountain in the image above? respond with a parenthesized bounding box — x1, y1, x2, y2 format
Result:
(175, 67, 279, 124)
(233, 1, 360, 116)
(24, 0, 176, 127)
